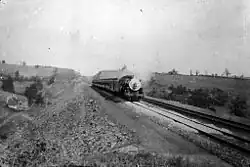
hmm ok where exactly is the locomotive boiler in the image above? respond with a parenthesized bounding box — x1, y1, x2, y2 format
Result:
(92, 69, 144, 101)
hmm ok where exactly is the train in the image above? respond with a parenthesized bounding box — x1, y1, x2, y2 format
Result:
(92, 69, 144, 101)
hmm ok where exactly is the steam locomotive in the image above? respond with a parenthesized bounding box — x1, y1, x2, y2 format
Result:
(92, 69, 144, 101)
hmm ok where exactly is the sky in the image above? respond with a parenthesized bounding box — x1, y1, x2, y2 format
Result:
(0, 0, 250, 78)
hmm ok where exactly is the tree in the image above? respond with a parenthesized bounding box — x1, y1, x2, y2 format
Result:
(240, 74, 244, 79)
(228, 95, 247, 117)
(168, 68, 178, 75)
(48, 75, 55, 85)
(204, 70, 208, 76)
(148, 76, 156, 86)
(1, 75, 14, 93)
(120, 64, 127, 71)
(15, 70, 20, 80)
(187, 88, 211, 108)
(22, 61, 26, 66)
(195, 70, 200, 76)
(190, 70, 193, 76)
(53, 67, 58, 73)
(168, 84, 175, 90)
(224, 68, 231, 77)
(24, 79, 44, 106)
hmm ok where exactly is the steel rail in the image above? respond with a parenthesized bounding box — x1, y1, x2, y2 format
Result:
(143, 96, 250, 131)
(133, 101, 250, 154)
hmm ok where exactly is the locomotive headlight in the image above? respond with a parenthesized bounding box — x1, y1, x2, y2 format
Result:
(129, 78, 142, 91)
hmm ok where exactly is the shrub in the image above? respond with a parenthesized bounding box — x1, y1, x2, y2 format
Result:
(148, 76, 156, 86)
(167, 85, 187, 95)
(146, 87, 172, 100)
(228, 95, 247, 117)
(208, 106, 216, 112)
(168, 84, 174, 91)
(24, 80, 45, 106)
(47, 75, 55, 85)
(30, 76, 41, 82)
(1, 75, 15, 93)
(18, 75, 24, 81)
(187, 88, 211, 108)
(175, 85, 187, 95)
(15, 70, 20, 80)
(155, 88, 170, 99)
(23, 76, 29, 81)
(210, 88, 228, 106)
(53, 67, 58, 73)
(147, 87, 158, 97)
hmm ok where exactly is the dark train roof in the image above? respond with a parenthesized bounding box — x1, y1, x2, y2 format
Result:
(93, 69, 134, 80)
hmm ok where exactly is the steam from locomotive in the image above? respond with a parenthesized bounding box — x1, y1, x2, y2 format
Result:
(92, 68, 144, 101)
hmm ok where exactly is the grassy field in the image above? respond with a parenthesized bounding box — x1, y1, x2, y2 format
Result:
(144, 73, 250, 93)
(0, 63, 55, 78)
(144, 73, 250, 120)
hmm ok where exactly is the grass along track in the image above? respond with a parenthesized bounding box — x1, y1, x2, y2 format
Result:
(133, 101, 250, 155)
(139, 100, 250, 144)
(143, 96, 250, 131)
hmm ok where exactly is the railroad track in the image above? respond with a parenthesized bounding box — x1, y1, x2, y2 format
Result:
(132, 100, 250, 155)
(143, 96, 250, 132)
(91, 86, 250, 155)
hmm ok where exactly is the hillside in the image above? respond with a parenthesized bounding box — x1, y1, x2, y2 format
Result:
(144, 73, 250, 120)
(0, 65, 230, 166)
(144, 73, 250, 97)
(0, 63, 55, 77)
